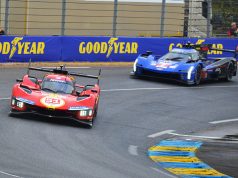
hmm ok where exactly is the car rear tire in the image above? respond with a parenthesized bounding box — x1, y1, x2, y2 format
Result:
(194, 65, 202, 85)
(224, 63, 234, 81)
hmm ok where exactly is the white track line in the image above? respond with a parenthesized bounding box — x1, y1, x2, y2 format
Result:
(101, 87, 178, 92)
(209, 118, 238, 124)
(1, 85, 237, 101)
(101, 85, 238, 92)
(168, 132, 223, 140)
(147, 130, 175, 138)
(128, 145, 138, 156)
(0, 97, 10, 100)
(151, 167, 177, 178)
(0, 170, 23, 178)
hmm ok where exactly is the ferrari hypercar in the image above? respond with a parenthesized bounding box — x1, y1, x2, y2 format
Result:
(131, 43, 237, 85)
(9, 64, 101, 128)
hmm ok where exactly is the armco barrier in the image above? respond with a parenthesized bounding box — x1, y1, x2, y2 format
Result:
(0, 36, 238, 62)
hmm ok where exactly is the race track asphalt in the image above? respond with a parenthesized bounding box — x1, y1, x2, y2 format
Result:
(0, 67, 238, 178)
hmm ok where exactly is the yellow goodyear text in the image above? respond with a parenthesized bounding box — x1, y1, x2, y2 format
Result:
(169, 39, 224, 55)
(0, 37, 45, 58)
(79, 37, 138, 58)
(150, 156, 201, 163)
(166, 168, 226, 176)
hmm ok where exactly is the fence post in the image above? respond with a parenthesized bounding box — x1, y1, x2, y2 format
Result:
(160, 0, 166, 37)
(112, 0, 118, 37)
(4, 0, 9, 34)
(61, 0, 66, 36)
(206, 0, 212, 38)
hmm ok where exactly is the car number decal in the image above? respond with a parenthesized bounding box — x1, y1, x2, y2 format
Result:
(40, 96, 65, 108)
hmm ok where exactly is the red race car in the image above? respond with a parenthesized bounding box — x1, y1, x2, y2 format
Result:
(9, 64, 101, 128)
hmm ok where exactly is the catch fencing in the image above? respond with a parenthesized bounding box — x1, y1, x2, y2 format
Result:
(1, 0, 236, 37)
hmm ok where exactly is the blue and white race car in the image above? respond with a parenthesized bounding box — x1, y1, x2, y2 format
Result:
(131, 44, 237, 85)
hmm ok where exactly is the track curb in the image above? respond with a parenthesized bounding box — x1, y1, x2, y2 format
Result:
(148, 140, 232, 178)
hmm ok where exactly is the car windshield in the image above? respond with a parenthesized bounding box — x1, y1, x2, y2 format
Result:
(160, 51, 198, 61)
(41, 78, 74, 94)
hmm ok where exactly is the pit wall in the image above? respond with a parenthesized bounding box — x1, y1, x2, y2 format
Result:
(0, 36, 237, 62)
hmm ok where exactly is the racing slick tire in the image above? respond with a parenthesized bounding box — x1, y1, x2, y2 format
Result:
(94, 106, 98, 118)
(194, 65, 202, 86)
(224, 63, 234, 81)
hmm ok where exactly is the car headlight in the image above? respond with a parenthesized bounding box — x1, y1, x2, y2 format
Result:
(16, 101, 24, 108)
(133, 59, 138, 72)
(79, 109, 93, 117)
(187, 66, 195, 80)
(11, 99, 16, 106)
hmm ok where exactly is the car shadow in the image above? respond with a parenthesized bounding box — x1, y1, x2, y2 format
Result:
(132, 76, 236, 87)
(9, 113, 93, 129)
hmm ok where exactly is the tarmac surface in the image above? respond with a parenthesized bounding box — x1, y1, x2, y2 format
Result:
(0, 67, 237, 178)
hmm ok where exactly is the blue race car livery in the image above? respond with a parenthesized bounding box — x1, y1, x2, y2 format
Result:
(131, 44, 237, 85)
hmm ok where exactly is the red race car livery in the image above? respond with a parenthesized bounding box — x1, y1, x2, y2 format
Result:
(10, 65, 101, 128)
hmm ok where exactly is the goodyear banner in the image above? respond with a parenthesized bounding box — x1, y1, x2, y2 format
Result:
(0, 36, 238, 62)
(0, 36, 61, 62)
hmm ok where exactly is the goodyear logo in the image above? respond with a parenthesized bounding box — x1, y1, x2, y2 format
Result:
(79, 37, 138, 58)
(169, 39, 224, 55)
(0, 37, 45, 59)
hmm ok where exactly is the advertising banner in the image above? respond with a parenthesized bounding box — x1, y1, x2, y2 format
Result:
(0, 36, 237, 62)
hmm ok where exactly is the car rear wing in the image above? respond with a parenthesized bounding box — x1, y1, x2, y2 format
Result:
(27, 60, 101, 84)
(183, 42, 238, 58)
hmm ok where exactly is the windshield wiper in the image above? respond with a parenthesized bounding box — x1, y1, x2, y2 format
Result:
(42, 88, 56, 93)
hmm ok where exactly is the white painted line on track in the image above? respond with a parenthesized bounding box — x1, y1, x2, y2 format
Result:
(0, 170, 23, 178)
(209, 118, 238, 124)
(0, 97, 10, 100)
(151, 167, 177, 178)
(1, 85, 237, 101)
(128, 145, 138, 156)
(101, 87, 179, 92)
(148, 130, 175, 138)
(101, 85, 238, 92)
(168, 132, 223, 140)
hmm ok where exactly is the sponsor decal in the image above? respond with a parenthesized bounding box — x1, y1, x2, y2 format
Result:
(169, 64, 178, 69)
(68, 106, 90, 111)
(50, 79, 66, 83)
(0, 37, 45, 59)
(16, 97, 35, 105)
(79, 37, 138, 58)
(156, 63, 171, 68)
(40, 94, 65, 109)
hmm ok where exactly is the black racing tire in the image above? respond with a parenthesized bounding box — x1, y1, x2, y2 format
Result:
(224, 63, 234, 81)
(94, 106, 98, 118)
(194, 65, 202, 86)
(130, 74, 139, 79)
(87, 120, 93, 129)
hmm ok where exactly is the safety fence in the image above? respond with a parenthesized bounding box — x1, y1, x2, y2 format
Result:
(0, 36, 237, 62)
(0, 0, 237, 37)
